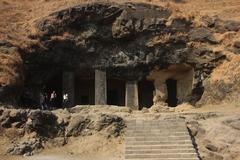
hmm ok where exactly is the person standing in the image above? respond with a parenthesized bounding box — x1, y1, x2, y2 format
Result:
(50, 91, 57, 109)
(40, 92, 45, 110)
(40, 92, 48, 110)
(63, 93, 69, 108)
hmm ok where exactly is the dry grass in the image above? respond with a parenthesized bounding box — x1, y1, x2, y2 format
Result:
(0, 0, 239, 46)
(0, 51, 23, 86)
(211, 51, 240, 84)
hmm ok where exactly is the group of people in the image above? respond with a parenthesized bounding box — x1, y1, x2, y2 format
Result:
(40, 91, 70, 110)
(40, 91, 58, 110)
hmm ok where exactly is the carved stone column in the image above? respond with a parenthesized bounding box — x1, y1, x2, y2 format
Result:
(125, 81, 139, 110)
(95, 69, 107, 105)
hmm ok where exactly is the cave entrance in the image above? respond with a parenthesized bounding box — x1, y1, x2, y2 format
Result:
(44, 73, 63, 108)
(165, 79, 178, 107)
(138, 80, 154, 109)
(107, 79, 125, 106)
(75, 78, 95, 105)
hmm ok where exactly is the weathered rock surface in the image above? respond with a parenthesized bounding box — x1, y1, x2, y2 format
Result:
(185, 113, 240, 160)
(0, 2, 239, 106)
(0, 41, 23, 105)
(7, 138, 43, 156)
(21, 2, 231, 106)
(0, 106, 126, 155)
(65, 115, 91, 137)
(25, 110, 58, 137)
(223, 116, 240, 130)
(0, 109, 28, 128)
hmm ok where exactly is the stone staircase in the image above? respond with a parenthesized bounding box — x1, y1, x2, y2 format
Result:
(125, 118, 199, 160)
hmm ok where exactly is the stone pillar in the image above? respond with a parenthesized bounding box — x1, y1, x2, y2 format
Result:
(125, 81, 139, 110)
(95, 69, 107, 105)
(153, 80, 168, 105)
(63, 71, 75, 107)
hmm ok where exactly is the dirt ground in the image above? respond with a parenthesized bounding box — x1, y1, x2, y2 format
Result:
(0, 134, 124, 160)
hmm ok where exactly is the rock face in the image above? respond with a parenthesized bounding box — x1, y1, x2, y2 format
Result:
(0, 41, 23, 105)
(30, 2, 225, 75)
(0, 107, 126, 155)
(186, 113, 240, 160)
(0, 2, 239, 106)
(7, 138, 43, 156)
(65, 113, 125, 137)
(21, 2, 229, 106)
(26, 110, 58, 137)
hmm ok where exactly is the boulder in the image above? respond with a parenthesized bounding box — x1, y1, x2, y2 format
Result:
(65, 115, 91, 137)
(223, 116, 240, 130)
(7, 138, 43, 155)
(95, 114, 125, 131)
(95, 114, 126, 137)
(224, 20, 240, 32)
(0, 109, 10, 123)
(186, 120, 199, 136)
(205, 143, 218, 152)
(233, 41, 240, 49)
(1, 109, 27, 128)
(26, 110, 58, 137)
(189, 27, 213, 42)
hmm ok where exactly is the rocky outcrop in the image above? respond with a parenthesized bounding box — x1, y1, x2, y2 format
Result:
(0, 106, 126, 155)
(30, 2, 226, 75)
(25, 110, 58, 137)
(186, 113, 240, 160)
(0, 41, 23, 105)
(20, 2, 231, 106)
(0, 2, 239, 106)
(7, 138, 43, 156)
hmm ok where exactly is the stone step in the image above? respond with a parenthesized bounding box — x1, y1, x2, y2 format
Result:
(127, 130, 188, 133)
(127, 120, 186, 123)
(125, 153, 198, 159)
(126, 140, 193, 145)
(127, 130, 188, 132)
(126, 145, 194, 150)
(127, 124, 186, 127)
(126, 132, 189, 137)
(127, 127, 188, 130)
(125, 149, 196, 154)
(126, 134, 190, 138)
(125, 136, 191, 141)
(127, 126, 187, 130)
(127, 123, 186, 126)
(127, 121, 186, 124)
(127, 125, 187, 128)
(125, 158, 198, 160)
(125, 119, 198, 160)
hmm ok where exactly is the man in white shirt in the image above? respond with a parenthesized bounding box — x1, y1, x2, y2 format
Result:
(63, 93, 69, 108)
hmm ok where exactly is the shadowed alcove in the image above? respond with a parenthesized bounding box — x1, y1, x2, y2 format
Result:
(75, 77, 95, 105)
(138, 80, 155, 109)
(107, 79, 125, 106)
(165, 79, 178, 107)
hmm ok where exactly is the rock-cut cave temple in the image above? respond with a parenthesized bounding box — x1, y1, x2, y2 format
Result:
(19, 2, 225, 109)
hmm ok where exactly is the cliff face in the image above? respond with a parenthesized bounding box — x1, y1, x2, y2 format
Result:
(0, 41, 23, 105)
(0, 1, 239, 106)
